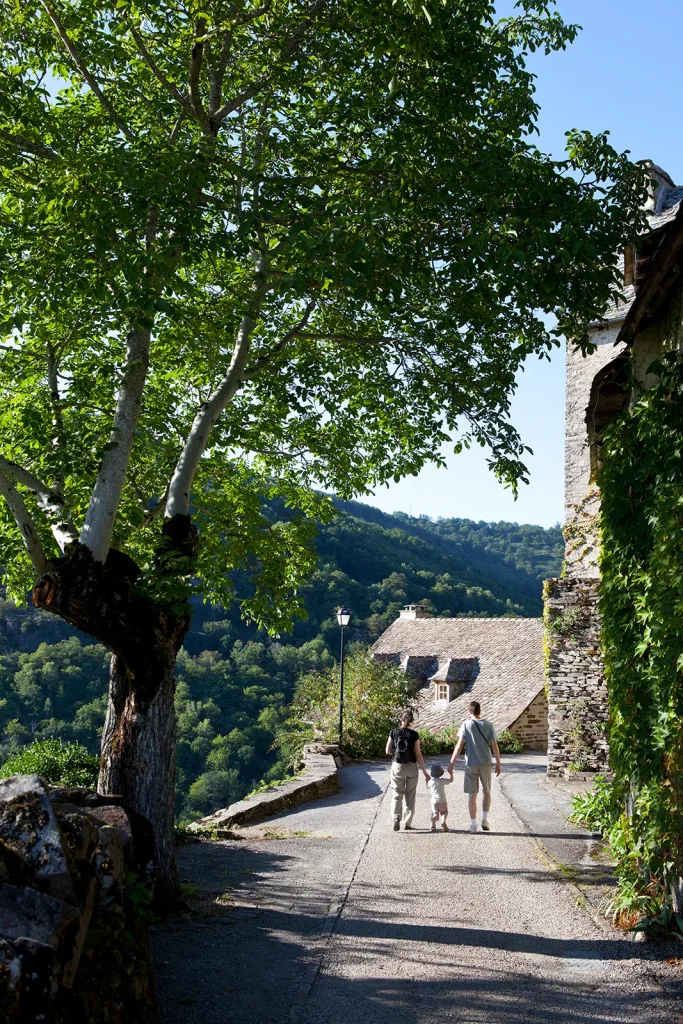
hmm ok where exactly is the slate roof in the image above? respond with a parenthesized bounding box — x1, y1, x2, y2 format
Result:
(372, 617, 545, 734)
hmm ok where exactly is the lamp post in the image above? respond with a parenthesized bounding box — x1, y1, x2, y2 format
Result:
(336, 607, 351, 748)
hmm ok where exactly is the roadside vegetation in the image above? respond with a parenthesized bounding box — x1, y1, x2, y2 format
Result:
(570, 355, 683, 934)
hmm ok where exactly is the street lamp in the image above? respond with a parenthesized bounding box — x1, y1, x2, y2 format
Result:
(336, 607, 351, 748)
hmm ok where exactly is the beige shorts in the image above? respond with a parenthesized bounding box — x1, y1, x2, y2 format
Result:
(464, 764, 492, 794)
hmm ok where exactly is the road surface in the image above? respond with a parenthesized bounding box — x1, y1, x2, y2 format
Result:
(152, 756, 683, 1023)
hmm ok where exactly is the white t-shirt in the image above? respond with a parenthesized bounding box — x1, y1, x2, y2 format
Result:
(427, 776, 452, 806)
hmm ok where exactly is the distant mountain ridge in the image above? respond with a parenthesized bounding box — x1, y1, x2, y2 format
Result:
(330, 499, 562, 620)
(0, 502, 563, 658)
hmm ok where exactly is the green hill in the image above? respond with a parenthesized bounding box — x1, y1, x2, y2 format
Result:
(0, 504, 562, 820)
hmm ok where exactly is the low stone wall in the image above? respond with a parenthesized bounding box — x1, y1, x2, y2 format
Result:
(545, 577, 609, 776)
(0, 773, 157, 1023)
(509, 689, 548, 751)
(191, 744, 341, 831)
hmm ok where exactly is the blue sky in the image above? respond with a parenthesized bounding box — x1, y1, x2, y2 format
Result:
(368, 0, 683, 528)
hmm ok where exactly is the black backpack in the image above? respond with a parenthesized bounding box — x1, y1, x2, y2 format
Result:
(393, 729, 412, 764)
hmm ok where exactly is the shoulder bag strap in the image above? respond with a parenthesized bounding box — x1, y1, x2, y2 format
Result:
(473, 719, 493, 751)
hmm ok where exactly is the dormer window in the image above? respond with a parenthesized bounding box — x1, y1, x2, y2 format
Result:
(436, 683, 449, 702)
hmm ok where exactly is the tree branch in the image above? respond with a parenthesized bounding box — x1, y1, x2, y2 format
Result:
(79, 322, 151, 560)
(241, 300, 317, 380)
(165, 263, 273, 518)
(188, 18, 213, 135)
(212, 0, 327, 125)
(207, 31, 232, 117)
(127, 22, 192, 114)
(80, 205, 158, 561)
(0, 468, 50, 575)
(46, 341, 66, 497)
(0, 456, 78, 551)
(40, 0, 136, 142)
(0, 128, 59, 161)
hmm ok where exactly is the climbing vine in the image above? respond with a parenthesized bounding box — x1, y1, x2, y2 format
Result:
(590, 351, 683, 919)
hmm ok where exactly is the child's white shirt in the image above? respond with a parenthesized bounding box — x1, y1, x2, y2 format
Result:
(427, 776, 452, 806)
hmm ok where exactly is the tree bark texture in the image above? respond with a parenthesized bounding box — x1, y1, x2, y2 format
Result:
(32, 519, 196, 911)
(99, 652, 180, 909)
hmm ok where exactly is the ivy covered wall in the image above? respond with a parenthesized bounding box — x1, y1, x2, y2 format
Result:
(598, 350, 683, 908)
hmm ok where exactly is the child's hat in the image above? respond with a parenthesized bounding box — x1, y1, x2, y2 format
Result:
(430, 764, 444, 778)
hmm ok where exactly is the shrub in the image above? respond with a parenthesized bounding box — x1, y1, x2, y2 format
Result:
(274, 649, 418, 765)
(416, 726, 459, 756)
(419, 725, 523, 755)
(497, 729, 524, 754)
(0, 739, 99, 788)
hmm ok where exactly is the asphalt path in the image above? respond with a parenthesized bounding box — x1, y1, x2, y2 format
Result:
(152, 757, 683, 1023)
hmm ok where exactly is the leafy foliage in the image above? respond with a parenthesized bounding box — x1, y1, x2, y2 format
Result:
(418, 724, 522, 754)
(497, 729, 524, 754)
(590, 352, 683, 926)
(0, 0, 645, 621)
(0, 738, 99, 788)
(273, 648, 419, 764)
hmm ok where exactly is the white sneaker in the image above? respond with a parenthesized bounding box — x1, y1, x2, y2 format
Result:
(468, 823, 478, 834)
(481, 820, 490, 832)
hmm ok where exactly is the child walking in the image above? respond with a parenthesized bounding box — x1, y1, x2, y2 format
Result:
(427, 764, 453, 831)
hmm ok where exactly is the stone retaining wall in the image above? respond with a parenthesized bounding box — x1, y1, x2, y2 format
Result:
(0, 773, 157, 1022)
(545, 577, 609, 776)
(191, 743, 341, 831)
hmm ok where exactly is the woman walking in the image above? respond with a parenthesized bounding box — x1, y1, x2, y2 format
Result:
(386, 709, 430, 831)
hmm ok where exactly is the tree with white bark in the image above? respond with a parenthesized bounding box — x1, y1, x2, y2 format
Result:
(0, 0, 645, 907)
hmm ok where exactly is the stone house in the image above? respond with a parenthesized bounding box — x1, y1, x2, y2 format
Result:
(546, 161, 683, 775)
(372, 605, 547, 749)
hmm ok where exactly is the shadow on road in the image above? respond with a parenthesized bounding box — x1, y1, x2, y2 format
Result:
(301, 969, 668, 1024)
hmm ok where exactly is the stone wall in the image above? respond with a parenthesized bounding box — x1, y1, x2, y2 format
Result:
(190, 743, 341, 832)
(565, 323, 626, 524)
(509, 689, 548, 751)
(545, 577, 609, 776)
(0, 773, 158, 1022)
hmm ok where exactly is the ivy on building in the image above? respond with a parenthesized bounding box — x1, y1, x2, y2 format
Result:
(591, 351, 683, 919)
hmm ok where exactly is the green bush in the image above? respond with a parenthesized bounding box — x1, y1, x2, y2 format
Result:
(418, 725, 522, 756)
(416, 726, 459, 756)
(497, 729, 523, 754)
(274, 648, 419, 765)
(0, 739, 99, 788)
(568, 775, 620, 833)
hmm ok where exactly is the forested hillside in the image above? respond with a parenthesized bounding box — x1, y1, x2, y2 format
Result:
(0, 505, 561, 821)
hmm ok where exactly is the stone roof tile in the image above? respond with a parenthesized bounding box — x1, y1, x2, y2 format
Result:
(371, 617, 544, 734)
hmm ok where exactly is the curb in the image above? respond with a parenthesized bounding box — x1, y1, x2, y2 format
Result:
(498, 773, 616, 937)
(189, 744, 341, 832)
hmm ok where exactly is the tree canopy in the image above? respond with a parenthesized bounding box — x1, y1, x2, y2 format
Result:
(0, 0, 644, 622)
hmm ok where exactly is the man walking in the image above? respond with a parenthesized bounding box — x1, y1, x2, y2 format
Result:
(449, 700, 501, 833)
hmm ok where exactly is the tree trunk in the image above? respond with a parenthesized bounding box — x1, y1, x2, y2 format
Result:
(99, 650, 181, 910)
(32, 532, 194, 912)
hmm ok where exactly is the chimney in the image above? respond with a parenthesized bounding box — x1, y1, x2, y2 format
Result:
(399, 604, 433, 620)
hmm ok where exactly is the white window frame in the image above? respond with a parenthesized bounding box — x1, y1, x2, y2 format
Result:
(436, 683, 449, 702)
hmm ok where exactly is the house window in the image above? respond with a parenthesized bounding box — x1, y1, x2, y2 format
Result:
(436, 683, 448, 702)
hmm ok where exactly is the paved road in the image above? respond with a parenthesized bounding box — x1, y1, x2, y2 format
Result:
(152, 757, 682, 1023)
